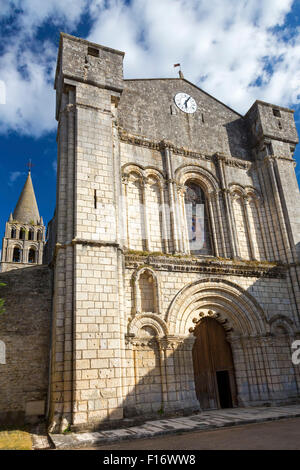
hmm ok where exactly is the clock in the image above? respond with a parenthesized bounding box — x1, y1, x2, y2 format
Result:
(174, 92, 197, 114)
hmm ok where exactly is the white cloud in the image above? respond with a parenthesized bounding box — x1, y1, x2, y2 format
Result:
(0, 0, 300, 136)
(8, 171, 26, 185)
(0, 0, 89, 136)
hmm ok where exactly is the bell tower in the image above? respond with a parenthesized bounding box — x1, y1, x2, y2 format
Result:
(0, 170, 45, 272)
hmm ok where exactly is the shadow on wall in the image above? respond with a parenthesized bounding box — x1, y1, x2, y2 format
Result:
(224, 117, 251, 161)
(0, 265, 52, 426)
(70, 274, 300, 431)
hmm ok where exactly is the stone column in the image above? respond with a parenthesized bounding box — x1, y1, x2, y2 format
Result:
(159, 182, 169, 254)
(243, 196, 256, 260)
(207, 193, 219, 257)
(163, 145, 179, 253)
(177, 185, 190, 254)
(216, 154, 238, 258)
(142, 177, 151, 251)
(214, 191, 227, 257)
(121, 175, 130, 249)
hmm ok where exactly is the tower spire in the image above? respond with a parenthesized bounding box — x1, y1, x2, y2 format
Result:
(12, 171, 40, 224)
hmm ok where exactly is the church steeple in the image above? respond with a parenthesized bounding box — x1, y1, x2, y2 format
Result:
(12, 171, 40, 225)
(0, 170, 45, 272)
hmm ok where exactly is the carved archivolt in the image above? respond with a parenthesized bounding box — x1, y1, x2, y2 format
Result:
(166, 278, 268, 337)
(229, 184, 262, 205)
(126, 313, 168, 348)
(122, 163, 165, 187)
(175, 164, 220, 195)
(188, 309, 234, 335)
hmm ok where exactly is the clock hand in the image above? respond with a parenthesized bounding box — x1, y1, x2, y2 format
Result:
(184, 96, 191, 108)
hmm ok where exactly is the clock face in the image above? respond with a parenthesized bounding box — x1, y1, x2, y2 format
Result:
(174, 92, 197, 114)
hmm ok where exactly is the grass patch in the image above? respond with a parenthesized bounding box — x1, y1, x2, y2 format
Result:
(0, 429, 32, 450)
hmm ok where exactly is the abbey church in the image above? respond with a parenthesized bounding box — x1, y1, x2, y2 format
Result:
(0, 33, 300, 432)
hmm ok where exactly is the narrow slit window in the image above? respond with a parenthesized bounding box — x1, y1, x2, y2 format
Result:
(88, 46, 99, 58)
(94, 189, 97, 209)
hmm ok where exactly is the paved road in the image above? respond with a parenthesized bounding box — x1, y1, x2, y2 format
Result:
(82, 417, 300, 450)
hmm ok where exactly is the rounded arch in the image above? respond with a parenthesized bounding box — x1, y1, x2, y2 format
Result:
(28, 246, 37, 263)
(269, 315, 295, 336)
(229, 183, 247, 198)
(175, 164, 220, 194)
(28, 228, 35, 241)
(19, 227, 26, 240)
(127, 313, 168, 338)
(132, 266, 161, 314)
(144, 169, 164, 187)
(10, 226, 17, 239)
(12, 245, 22, 262)
(166, 278, 268, 337)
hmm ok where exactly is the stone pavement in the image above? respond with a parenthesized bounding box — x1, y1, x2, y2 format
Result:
(49, 404, 300, 449)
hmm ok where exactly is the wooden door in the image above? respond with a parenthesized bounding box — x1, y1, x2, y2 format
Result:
(192, 316, 237, 409)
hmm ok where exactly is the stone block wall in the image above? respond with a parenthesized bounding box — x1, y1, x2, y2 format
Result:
(0, 266, 52, 425)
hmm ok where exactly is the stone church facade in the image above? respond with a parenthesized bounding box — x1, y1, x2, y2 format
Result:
(1, 32, 300, 431)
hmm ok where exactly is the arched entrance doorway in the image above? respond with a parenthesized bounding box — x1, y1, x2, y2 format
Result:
(192, 316, 237, 410)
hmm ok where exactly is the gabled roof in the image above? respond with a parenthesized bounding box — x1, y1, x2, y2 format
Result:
(123, 77, 243, 117)
(12, 171, 40, 224)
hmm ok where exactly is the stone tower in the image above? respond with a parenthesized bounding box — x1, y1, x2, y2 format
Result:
(0, 170, 45, 272)
(48, 32, 300, 433)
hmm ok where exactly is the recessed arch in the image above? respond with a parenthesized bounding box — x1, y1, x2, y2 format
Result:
(269, 315, 295, 336)
(175, 164, 220, 194)
(132, 267, 161, 314)
(127, 313, 168, 339)
(12, 246, 22, 263)
(166, 278, 267, 337)
(28, 247, 37, 263)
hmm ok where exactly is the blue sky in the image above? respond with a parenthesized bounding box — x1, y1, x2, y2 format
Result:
(1, 0, 300, 242)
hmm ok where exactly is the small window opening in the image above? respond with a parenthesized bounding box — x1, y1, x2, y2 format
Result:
(11, 228, 16, 239)
(273, 108, 281, 117)
(201, 113, 205, 123)
(88, 46, 99, 58)
(94, 190, 97, 209)
(28, 249, 36, 264)
(278, 121, 282, 130)
(19, 228, 26, 240)
(266, 143, 273, 155)
(13, 247, 21, 263)
(28, 230, 34, 241)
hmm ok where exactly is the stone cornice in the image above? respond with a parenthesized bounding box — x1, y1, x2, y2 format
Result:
(118, 128, 252, 170)
(125, 253, 286, 279)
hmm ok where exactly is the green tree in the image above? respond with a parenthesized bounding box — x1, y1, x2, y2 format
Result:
(0, 282, 6, 314)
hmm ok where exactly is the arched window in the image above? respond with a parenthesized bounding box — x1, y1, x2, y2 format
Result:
(13, 247, 21, 262)
(184, 181, 212, 255)
(28, 248, 36, 263)
(11, 228, 16, 239)
(37, 230, 42, 241)
(19, 228, 26, 240)
(28, 229, 34, 241)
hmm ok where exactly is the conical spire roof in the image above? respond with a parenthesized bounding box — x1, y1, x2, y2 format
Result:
(12, 171, 40, 224)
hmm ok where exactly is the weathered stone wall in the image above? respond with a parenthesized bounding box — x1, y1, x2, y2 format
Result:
(48, 32, 300, 432)
(119, 79, 250, 160)
(0, 266, 52, 425)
